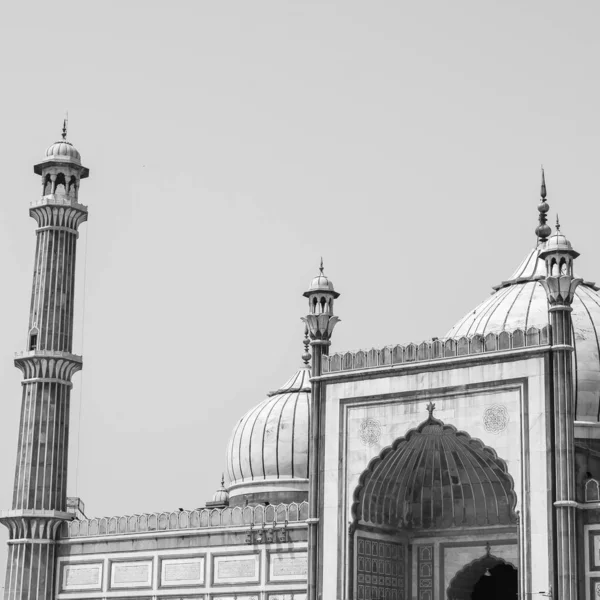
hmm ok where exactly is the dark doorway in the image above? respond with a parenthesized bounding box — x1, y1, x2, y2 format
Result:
(471, 563, 517, 600)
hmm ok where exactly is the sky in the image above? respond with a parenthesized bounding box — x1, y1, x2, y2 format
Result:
(1, 0, 600, 589)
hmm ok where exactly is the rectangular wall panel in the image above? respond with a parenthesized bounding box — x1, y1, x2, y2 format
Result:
(110, 560, 153, 589)
(269, 551, 308, 582)
(61, 563, 103, 591)
(212, 554, 260, 585)
(417, 544, 434, 600)
(160, 557, 205, 587)
(355, 535, 405, 600)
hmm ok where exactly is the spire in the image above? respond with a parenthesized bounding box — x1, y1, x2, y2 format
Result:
(220, 473, 225, 488)
(62, 115, 68, 141)
(556, 214, 561, 232)
(319, 257, 324, 276)
(536, 167, 551, 244)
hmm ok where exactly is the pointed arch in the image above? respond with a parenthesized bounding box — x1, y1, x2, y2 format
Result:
(447, 553, 517, 600)
(352, 414, 517, 530)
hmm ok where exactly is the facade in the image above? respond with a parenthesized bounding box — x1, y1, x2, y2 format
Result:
(3, 133, 600, 600)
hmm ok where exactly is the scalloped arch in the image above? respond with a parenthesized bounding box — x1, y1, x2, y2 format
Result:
(352, 414, 517, 530)
(447, 554, 517, 600)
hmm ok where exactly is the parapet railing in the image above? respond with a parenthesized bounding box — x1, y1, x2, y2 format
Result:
(322, 326, 550, 374)
(61, 501, 308, 538)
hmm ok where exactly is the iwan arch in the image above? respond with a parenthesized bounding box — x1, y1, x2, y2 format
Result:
(3, 131, 600, 600)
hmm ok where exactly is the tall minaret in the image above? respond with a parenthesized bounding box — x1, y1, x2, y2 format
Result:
(0, 123, 89, 600)
(301, 260, 340, 600)
(539, 210, 582, 600)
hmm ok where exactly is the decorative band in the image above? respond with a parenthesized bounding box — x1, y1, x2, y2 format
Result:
(35, 225, 79, 237)
(7, 539, 55, 545)
(21, 378, 73, 388)
(551, 344, 574, 352)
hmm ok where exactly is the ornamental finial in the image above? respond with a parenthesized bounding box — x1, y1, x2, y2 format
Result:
(221, 473, 225, 488)
(426, 402, 436, 418)
(536, 167, 551, 244)
(485, 541, 492, 557)
(302, 325, 312, 365)
(556, 214, 561, 232)
(62, 114, 68, 141)
(319, 257, 324, 276)
(541, 166, 547, 199)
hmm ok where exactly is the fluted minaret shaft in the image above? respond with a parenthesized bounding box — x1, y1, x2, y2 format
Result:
(1, 137, 88, 600)
(539, 222, 581, 600)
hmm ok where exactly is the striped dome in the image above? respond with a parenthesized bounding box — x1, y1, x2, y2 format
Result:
(447, 244, 600, 421)
(45, 140, 81, 163)
(225, 367, 310, 505)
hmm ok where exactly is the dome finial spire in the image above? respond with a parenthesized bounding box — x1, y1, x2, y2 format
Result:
(221, 472, 225, 488)
(536, 167, 551, 244)
(62, 112, 68, 141)
(319, 257, 324, 276)
(426, 402, 436, 419)
(541, 166, 547, 199)
(556, 214, 561, 232)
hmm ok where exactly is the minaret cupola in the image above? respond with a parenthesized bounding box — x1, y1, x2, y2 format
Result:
(33, 120, 89, 202)
(302, 260, 340, 346)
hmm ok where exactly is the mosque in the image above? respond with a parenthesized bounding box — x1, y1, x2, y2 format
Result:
(2, 130, 600, 600)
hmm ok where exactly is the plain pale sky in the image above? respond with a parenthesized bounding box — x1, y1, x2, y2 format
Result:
(1, 0, 599, 588)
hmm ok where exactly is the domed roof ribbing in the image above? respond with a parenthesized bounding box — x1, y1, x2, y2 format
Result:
(45, 140, 81, 163)
(353, 405, 516, 529)
(225, 367, 310, 503)
(447, 243, 600, 421)
(305, 259, 339, 298)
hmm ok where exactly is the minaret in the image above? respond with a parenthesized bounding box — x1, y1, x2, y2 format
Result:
(539, 212, 582, 600)
(0, 124, 89, 600)
(301, 260, 340, 600)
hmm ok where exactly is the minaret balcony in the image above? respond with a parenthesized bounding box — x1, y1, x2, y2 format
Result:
(31, 194, 88, 212)
(14, 350, 83, 384)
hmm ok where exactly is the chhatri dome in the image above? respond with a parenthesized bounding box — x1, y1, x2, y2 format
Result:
(43, 120, 82, 163)
(447, 173, 600, 421)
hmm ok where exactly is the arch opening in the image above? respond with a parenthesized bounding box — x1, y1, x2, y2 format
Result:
(349, 410, 518, 600)
(447, 556, 517, 600)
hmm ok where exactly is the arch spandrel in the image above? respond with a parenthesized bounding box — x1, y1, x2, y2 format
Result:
(352, 408, 517, 531)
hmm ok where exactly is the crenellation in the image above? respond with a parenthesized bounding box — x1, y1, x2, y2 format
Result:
(61, 502, 309, 539)
(322, 326, 550, 373)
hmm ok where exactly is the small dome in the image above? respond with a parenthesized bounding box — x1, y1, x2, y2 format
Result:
(308, 274, 336, 293)
(544, 231, 574, 252)
(447, 244, 600, 421)
(45, 140, 81, 164)
(226, 367, 310, 505)
(212, 486, 229, 504)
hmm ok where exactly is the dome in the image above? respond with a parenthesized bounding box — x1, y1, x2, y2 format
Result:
(447, 244, 600, 421)
(225, 367, 310, 506)
(544, 229, 577, 254)
(212, 485, 229, 504)
(353, 410, 516, 529)
(45, 140, 81, 163)
(308, 274, 336, 293)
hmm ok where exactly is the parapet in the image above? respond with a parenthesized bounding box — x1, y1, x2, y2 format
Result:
(60, 501, 308, 539)
(323, 326, 550, 374)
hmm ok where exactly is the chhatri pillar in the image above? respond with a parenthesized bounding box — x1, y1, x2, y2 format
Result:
(0, 123, 89, 600)
(539, 208, 582, 600)
(301, 260, 340, 600)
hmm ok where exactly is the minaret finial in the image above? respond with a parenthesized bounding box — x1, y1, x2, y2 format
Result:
(221, 473, 225, 488)
(319, 257, 324, 275)
(536, 167, 551, 244)
(541, 166, 547, 199)
(556, 214, 561, 232)
(426, 402, 436, 419)
(62, 113, 68, 141)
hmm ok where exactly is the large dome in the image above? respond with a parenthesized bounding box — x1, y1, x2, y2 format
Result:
(225, 367, 310, 506)
(447, 244, 600, 421)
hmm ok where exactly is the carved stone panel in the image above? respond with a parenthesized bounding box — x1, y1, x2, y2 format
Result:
(61, 563, 103, 591)
(160, 557, 205, 587)
(110, 560, 153, 589)
(212, 554, 260, 585)
(268, 552, 308, 582)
